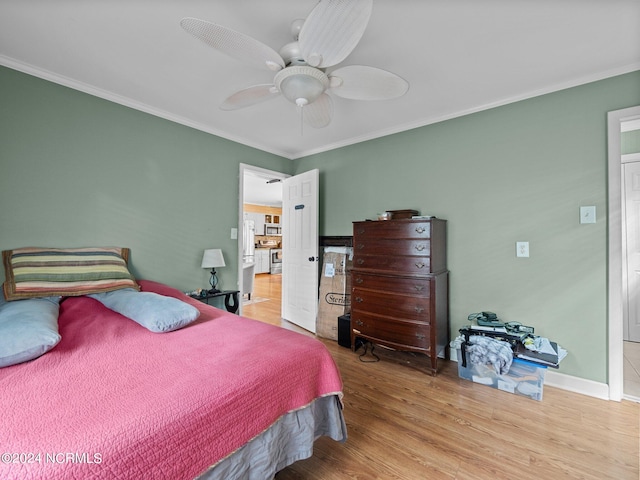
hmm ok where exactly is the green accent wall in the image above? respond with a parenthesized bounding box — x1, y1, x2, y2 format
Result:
(0, 66, 292, 297)
(295, 71, 640, 383)
(2, 62, 639, 385)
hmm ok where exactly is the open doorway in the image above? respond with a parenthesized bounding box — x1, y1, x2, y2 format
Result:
(237, 164, 288, 319)
(607, 106, 640, 402)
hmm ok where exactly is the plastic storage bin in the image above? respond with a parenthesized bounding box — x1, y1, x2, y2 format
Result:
(456, 346, 546, 401)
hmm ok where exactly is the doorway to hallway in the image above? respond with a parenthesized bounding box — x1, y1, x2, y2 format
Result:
(242, 273, 311, 336)
(607, 105, 640, 402)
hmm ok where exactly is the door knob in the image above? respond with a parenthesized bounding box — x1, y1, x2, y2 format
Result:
(308, 256, 318, 262)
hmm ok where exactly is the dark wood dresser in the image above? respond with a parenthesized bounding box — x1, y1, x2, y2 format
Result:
(350, 218, 449, 375)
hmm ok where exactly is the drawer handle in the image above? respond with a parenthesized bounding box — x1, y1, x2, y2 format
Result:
(415, 226, 426, 234)
(357, 228, 365, 234)
(414, 285, 424, 291)
(415, 306, 425, 313)
(357, 259, 365, 265)
(414, 244, 426, 252)
(357, 244, 365, 249)
(415, 262, 426, 269)
(355, 277, 363, 284)
(416, 333, 426, 340)
(355, 297, 364, 303)
(355, 320, 364, 327)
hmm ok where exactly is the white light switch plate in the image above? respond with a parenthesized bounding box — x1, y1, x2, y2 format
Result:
(580, 206, 596, 224)
(516, 242, 529, 258)
(231, 228, 238, 239)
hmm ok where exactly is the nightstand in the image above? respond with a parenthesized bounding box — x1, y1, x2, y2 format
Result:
(190, 290, 240, 314)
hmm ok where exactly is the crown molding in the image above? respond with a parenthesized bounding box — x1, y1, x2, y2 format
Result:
(3, 55, 639, 161)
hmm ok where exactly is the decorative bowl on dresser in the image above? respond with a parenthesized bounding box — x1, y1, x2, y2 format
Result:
(350, 218, 449, 375)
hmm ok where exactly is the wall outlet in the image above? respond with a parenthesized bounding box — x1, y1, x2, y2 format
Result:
(580, 206, 596, 224)
(516, 241, 529, 258)
(231, 228, 238, 239)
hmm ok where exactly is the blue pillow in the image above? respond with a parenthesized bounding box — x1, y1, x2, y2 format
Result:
(0, 295, 62, 368)
(89, 288, 200, 333)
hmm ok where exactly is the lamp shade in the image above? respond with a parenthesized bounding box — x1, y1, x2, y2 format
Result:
(201, 249, 226, 268)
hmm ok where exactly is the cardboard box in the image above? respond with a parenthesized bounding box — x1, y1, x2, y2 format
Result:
(316, 247, 353, 340)
(456, 346, 546, 401)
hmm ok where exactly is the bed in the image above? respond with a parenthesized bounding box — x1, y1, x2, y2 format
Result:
(0, 249, 346, 480)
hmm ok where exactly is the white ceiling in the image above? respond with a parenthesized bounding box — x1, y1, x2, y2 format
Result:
(243, 169, 284, 207)
(1, 1, 639, 160)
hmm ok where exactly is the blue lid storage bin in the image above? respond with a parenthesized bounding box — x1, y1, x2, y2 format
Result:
(456, 344, 546, 401)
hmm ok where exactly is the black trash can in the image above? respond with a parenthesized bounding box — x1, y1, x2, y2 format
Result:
(337, 314, 351, 348)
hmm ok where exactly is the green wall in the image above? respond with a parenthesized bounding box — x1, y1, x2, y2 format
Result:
(2, 62, 639, 384)
(295, 71, 640, 383)
(0, 66, 292, 295)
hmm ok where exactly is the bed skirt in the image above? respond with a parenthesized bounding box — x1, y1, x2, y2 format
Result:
(196, 394, 346, 480)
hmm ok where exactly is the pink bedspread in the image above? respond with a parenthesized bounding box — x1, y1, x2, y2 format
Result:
(0, 280, 343, 480)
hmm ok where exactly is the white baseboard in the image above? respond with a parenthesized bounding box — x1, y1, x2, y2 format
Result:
(544, 370, 610, 400)
(449, 347, 611, 401)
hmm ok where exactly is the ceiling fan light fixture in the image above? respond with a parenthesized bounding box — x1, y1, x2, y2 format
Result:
(278, 41, 307, 66)
(181, 0, 405, 128)
(274, 66, 329, 106)
(290, 19, 305, 40)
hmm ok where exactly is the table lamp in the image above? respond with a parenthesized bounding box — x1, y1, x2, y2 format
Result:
(201, 248, 226, 293)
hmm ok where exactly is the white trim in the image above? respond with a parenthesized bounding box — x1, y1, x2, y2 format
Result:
(544, 371, 609, 400)
(623, 393, 640, 403)
(608, 106, 640, 402)
(2, 54, 639, 161)
(621, 119, 640, 132)
(0, 55, 292, 159)
(289, 63, 640, 159)
(621, 153, 640, 163)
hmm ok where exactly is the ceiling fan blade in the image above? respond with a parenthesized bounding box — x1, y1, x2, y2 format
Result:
(220, 84, 280, 111)
(304, 93, 333, 128)
(299, 0, 373, 68)
(329, 65, 409, 100)
(180, 17, 285, 72)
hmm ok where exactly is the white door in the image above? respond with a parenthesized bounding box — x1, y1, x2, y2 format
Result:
(623, 161, 640, 342)
(281, 169, 319, 332)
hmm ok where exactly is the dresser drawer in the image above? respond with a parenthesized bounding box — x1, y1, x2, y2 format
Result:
(352, 288, 431, 322)
(354, 238, 431, 257)
(353, 254, 431, 274)
(352, 273, 432, 298)
(353, 220, 431, 239)
(350, 312, 431, 350)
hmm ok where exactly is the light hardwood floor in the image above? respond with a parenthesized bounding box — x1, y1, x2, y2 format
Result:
(243, 274, 640, 480)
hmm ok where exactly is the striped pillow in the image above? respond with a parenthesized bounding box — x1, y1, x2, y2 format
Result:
(2, 247, 140, 301)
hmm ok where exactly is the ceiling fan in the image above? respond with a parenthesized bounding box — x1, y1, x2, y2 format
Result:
(180, 0, 409, 128)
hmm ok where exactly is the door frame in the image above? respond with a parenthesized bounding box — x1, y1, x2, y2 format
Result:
(237, 163, 289, 315)
(607, 105, 640, 401)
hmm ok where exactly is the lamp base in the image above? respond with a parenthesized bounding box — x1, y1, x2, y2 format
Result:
(208, 269, 222, 294)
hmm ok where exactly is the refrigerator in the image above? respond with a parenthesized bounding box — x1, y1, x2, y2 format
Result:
(243, 219, 255, 264)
